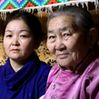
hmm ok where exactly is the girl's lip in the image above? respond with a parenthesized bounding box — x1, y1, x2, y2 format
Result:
(11, 48, 19, 50)
(10, 49, 20, 51)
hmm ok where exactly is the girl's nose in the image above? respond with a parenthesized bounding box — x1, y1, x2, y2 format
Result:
(12, 37, 20, 46)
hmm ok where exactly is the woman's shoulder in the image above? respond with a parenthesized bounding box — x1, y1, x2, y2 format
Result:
(89, 57, 99, 75)
(46, 64, 60, 87)
(85, 57, 99, 95)
(49, 64, 60, 76)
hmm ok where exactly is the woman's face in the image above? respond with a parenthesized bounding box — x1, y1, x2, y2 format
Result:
(3, 19, 34, 62)
(47, 15, 90, 69)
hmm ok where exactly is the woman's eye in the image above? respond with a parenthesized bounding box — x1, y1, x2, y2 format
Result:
(48, 35, 55, 40)
(47, 35, 56, 42)
(63, 33, 71, 37)
(62, 32, 72, 40)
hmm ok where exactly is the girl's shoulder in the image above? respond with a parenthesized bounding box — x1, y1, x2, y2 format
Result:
(0, 65, 4, 70)
(39, 61, 51, 72)
(0, 65, 5, 76)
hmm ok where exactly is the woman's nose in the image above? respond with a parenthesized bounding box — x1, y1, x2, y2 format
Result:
(55, 38, 66, 50)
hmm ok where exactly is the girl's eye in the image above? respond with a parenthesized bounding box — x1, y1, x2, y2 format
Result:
(20, 35, 28, 38)
(5, 34, 12, 38)
(20, 31, 31, 38)
(20, 33, 30, 38)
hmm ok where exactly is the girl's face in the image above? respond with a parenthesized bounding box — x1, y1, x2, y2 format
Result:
(3, 19, 34, 63)
(47, 15, 90, 69)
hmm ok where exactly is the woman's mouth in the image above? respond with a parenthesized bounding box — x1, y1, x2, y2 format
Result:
(56, 53, 69, 59)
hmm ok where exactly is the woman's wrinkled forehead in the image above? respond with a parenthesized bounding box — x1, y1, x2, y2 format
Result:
(48, 13, 76, 26)
(47, 7, 94, 34)
(47, 15, 78, 32)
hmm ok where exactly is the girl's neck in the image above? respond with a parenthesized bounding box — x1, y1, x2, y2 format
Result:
(10, 59, 23, 72)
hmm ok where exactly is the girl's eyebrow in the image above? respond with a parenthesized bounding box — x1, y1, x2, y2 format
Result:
(20, 29, 30, 32)
(5, 30, 12, 33)
(5, 29, 30, 33)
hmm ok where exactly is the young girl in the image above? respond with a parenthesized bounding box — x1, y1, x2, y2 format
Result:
(0, 10, 51, 99)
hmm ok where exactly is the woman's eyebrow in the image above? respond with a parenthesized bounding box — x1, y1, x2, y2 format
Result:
(59, 27, 68, 32)
(47, 30, 54, 34)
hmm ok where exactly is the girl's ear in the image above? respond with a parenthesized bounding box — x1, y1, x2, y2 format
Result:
(89, 27, 98, 46)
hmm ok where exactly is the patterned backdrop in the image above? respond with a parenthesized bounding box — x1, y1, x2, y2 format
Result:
(0, 0, 70, 10)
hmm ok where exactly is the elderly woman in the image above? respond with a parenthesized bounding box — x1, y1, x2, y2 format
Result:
(43, 6, 99, 99)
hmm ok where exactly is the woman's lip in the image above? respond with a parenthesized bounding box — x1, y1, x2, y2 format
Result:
(56, 53, 69, 59)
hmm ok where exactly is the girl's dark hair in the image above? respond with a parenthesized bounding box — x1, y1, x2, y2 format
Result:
(47, 6, 94, 34)
(3, 10, 43, 49)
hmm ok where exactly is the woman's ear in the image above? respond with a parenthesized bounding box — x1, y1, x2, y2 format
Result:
(89, 27, 98, 46)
